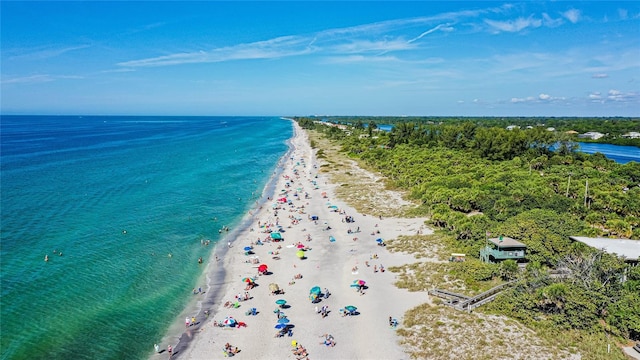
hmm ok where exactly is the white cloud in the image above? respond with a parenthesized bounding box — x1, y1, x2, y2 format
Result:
(562, 9, 581, 24)
(592, 73, 609, 79)
(539, 93, 551, 100)
(542, 13, 564, 27)
(1, 74, 82, 84)
(484, 16, 542, 32)
(322, 55, 400, 64)
(618, 9, 628, 20)
(589, 92, 602, 99)
(407, 23, 453, 43)
(7, 45, 91, 61)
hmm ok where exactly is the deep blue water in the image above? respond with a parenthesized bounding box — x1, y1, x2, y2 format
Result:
(0, 116, 292, 360)
(575, 142, 639, 164)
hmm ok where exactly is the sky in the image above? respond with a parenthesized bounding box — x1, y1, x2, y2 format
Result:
(1, 1, 639, 117)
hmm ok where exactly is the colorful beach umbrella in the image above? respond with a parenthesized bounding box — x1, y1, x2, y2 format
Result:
(309, 286, 321, 295)
(242, 277, 254, 283)
(223, 317, 236, 326)
(353, 279, 366, 286)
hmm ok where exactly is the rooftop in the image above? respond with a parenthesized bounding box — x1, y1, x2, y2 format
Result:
(488, 237, 526, 248)
(570, 236, 640, 261)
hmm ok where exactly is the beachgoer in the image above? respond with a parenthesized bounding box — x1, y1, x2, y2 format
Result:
(154, 343, 160, 353)
(44, 255, 49, 262)
(227, 241, 231, 248)
(167, 345, 172, 357)
(185, 317, 190, 327)
(191, 316, 196, 325)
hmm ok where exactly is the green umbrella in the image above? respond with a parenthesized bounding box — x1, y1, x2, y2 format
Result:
(345, 305, 357, 312)
(296, 250, 305, 259)
(275, 299, 287, 305)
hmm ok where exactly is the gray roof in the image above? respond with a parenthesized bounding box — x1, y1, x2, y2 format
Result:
(570, 236, 640, 260)
(488, 237, 526, 248)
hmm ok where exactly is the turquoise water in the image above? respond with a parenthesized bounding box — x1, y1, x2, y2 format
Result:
(0, 116, 292, 359)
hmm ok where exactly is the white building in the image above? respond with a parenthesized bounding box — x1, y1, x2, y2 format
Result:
(578, 131, 605, 140)
(622, 132, 640, 139)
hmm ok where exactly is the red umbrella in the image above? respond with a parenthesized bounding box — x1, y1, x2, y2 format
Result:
(258, 264, 268, 273)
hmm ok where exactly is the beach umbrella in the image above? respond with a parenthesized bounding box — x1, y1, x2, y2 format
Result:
(258, 264, 268, 272)
(296, 243, 305, 249)
(376, 238, 384, 243)
(223, 317, 236, 326)
(296, 250, 305, 259)
(269, 283, 280, 292)
(270, 232, 283, 240)
(275, 323, 287, 329)
(275, 299, 287, 305)
(309, 286, 322, 295)
(242, 277, 254, 283)
(277, 317, 290, 324)
(345, 305, 357, 312)
(244, 246, 253, 251)
(353, 279, 366, 286)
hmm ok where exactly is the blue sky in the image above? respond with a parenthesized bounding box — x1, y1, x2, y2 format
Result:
(1, 1, 639, 116)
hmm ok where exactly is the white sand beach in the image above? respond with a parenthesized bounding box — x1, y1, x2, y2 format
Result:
(164, 121, 431, 359)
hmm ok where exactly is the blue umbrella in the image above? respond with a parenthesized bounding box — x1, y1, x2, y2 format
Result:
(376, 238, 384, 243)
(277, 317, 290, 324)
(244, 246, 253, 251)
(275, 323, 287, 329)
(309, 286, 321, 295)
(275, 299, 287, 305)
(345, 305, 357, 312)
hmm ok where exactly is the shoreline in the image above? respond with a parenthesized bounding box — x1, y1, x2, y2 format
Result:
(152, 120, 297, 358)
(158, 120, 431, 359)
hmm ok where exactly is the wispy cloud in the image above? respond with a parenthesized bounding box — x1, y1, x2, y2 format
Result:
(116, 4, 513, 68)
(562, 9, 581, 24)
(1, 74, 82, 84)
(7, 45, 90, 61)
(484, 16, 542, 33)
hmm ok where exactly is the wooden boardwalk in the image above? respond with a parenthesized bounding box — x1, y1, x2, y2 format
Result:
(428, 281, 514, 311)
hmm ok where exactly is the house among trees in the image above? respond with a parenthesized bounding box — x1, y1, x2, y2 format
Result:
(622, 131, 640, 139)
(480, 236, 527, 263)
(578, 131, 605, 140)
(570, 236, 640, 265)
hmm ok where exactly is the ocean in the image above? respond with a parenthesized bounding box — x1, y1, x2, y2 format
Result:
(0, 116, 293, 359)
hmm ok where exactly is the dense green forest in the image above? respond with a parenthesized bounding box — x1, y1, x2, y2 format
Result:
(295, 117, 640, 344)
(311, 116, 640, 147)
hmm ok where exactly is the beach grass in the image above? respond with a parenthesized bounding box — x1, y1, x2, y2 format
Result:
(308, 130, 418, 217)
